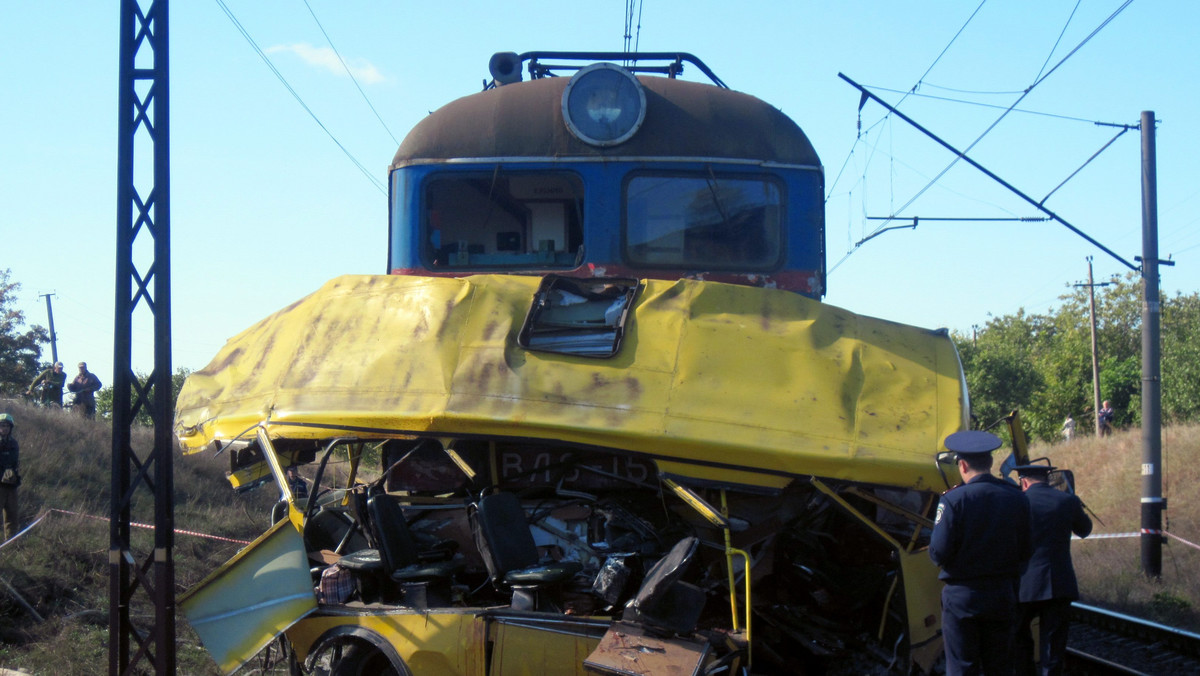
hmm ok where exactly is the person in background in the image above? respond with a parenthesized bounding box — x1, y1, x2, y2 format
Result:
(1097, 400, 1115, 437)
(1014, 463, 1093, 676)
(68, 362, 103, 420)
(0, 413, 20, 541)
(930, 430, 1032, 676)
(27, 361, 68, 407)
(286, 465, 309, 500)
(1060, 415, 1075, 442)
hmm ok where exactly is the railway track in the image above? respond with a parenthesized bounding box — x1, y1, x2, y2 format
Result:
(1065, 602, 1200, 675)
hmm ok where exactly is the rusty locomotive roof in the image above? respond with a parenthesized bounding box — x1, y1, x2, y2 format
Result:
(391, 75, 820, 168)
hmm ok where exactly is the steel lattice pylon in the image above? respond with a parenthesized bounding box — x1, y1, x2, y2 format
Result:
(112, 0, 174, 674)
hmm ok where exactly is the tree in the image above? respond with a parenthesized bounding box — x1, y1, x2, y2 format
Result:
(1159, 291, 1200, 423)
(0, 269, 49, 395)
(95, 368, 193, 425)
(958, 274, 1200, 441)
(955, 310, 1045, 431)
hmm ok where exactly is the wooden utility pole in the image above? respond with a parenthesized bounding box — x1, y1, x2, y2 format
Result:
(1074, 258, 1109, 436)
(39, 293, 58, 364)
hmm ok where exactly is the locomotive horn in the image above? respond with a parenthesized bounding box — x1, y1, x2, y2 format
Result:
(489, 52, 523, 86)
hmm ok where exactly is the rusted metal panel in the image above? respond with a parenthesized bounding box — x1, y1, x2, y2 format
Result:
(392, 76, 819, 168)
(583, 622, 710, 676)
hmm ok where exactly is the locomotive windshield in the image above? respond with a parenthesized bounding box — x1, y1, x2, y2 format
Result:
(624, 172, 783, 269)
(424, 170, 584, 269)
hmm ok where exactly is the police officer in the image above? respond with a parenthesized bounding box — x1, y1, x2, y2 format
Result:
(1013, 463, 1092, 676)
(930, 430, 1032, 676)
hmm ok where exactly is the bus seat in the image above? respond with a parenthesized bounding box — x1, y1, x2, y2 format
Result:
(623, 536, 706, 636)
(473, 492, 582, 610)
(367, 494, 462, 584)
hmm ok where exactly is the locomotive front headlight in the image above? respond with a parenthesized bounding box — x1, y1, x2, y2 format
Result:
(562, 63, 646, 147)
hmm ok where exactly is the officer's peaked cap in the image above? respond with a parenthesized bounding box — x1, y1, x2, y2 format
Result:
(944, 430, 1002, 457)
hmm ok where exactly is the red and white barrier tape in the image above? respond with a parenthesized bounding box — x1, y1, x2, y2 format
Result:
(0, 513, 50, 551)
(1166, 531, 1200, 552)
(1074, 531, 1200, 552)
(1, 508, 251, 548)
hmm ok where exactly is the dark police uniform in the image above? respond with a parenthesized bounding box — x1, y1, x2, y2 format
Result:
(1014, 465, 1092, 676)
(930, 431, 1031, 676)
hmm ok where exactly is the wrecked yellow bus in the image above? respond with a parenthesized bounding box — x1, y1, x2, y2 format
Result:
(175, 53, 970, 675)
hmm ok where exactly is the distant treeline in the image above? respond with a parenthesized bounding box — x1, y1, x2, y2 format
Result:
(955, 273, 1200, 441)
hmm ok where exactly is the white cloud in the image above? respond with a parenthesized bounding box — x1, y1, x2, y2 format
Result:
(266, 42, 385, 84)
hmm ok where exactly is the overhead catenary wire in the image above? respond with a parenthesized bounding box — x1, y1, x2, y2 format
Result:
(834, 72, 1139, 275)
(907, 0, 989, 100)
(917, 82, 1028, 96)
(854, 85, 1133, 128)
(301, 0, 400, 147)
(212, 0, 387, 195)
(1033, 0, 1082, 83)
(634, 0, 645, 53)
(830, 0, 1136, 275)
(825, 0, 987, 203)
(623, 0, 645, 65)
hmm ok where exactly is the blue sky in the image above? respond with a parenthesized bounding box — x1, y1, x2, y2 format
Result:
(3, 1, 1198, 386)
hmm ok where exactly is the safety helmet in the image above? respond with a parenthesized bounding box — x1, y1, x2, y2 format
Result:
(0, 413, 14, 427)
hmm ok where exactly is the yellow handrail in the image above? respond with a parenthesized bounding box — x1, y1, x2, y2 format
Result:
(721, 491, 752, 666)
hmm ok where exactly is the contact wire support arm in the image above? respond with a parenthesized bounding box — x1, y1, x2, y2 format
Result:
(839, 72, 1138, 272)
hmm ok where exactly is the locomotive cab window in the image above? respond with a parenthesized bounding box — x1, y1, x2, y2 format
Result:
(423, 171, 584, 269)
(624, 172, 784, 270)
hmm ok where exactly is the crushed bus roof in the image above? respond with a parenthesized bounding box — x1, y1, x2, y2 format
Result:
(175, 274, 966, 490)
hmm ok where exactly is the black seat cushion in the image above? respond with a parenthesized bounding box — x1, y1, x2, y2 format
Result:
(503, 560, 582, 585)
(337, 549, 385, 572)
(393, 559, 465, 583)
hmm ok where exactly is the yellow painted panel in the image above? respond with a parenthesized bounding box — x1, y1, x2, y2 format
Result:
(286, 611, 485, 675)
(655, 460, 792, 491)
(490, 621, 600, 676)
(900, 551, 945, 673)
(179, 519, 316, 675)
(176, 275, 966, 490)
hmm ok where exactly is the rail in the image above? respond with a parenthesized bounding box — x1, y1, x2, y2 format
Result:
(1066, 602, 1200, 675)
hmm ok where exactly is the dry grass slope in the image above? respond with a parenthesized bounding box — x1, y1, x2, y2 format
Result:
(0, 400, 277, 675)
(1028, 423, 1200, 631)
